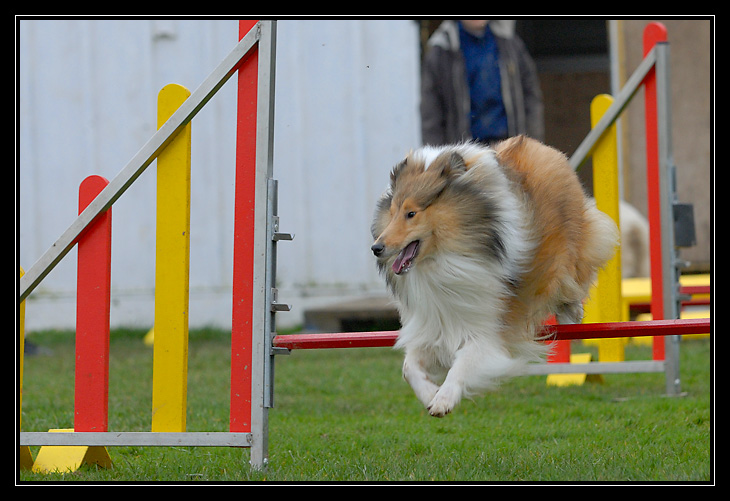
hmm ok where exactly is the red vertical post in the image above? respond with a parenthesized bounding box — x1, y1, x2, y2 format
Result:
(643, 22, 668, 361)
(547, 341, 571, 364)
(544, 316, 570, 363)
(230, 19, 259, 433)
(74, 175, 112, 432)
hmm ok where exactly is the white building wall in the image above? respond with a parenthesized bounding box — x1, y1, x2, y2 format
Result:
(18, 19, 421, 331)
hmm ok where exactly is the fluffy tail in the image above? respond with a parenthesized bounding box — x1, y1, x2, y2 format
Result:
(583, 200, 620, 272)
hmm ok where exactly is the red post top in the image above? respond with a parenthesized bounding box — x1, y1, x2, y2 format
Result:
(643, 21, 668, 55)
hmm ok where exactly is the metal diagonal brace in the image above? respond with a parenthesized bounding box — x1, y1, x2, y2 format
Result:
(569, 46, 658, 171)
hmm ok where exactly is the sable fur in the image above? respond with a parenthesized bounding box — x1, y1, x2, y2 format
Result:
(371, 136, 618, 417)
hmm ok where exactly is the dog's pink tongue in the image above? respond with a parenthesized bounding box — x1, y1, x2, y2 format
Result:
(393, 241, 419, 275)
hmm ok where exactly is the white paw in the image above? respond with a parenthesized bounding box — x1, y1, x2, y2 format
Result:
(427, 384, 461, 418)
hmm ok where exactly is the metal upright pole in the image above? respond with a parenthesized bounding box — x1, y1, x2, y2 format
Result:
(654, 41, 682, 396)
(250, 19, 277, 470)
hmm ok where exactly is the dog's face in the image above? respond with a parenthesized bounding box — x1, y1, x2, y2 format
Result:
(371, 152, 466, 275)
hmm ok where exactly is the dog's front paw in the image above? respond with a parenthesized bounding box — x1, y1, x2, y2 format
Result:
(427, 384, 461, 417)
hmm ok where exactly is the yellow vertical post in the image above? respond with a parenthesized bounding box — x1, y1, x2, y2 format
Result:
(19, 267, 34, 470)
(585, 94, 624, 362)
(151, 84, 192, 432)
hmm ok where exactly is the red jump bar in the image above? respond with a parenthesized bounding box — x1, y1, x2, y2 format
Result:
(272, 318, 710, 351)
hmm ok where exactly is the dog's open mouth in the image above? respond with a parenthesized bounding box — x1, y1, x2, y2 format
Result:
(393, 240, 420, 275)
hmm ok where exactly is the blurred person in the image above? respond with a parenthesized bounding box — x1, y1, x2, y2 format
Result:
(420, 20, 544, 146)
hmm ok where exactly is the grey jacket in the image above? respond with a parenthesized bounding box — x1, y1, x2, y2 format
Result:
(420, 20, 544, 145)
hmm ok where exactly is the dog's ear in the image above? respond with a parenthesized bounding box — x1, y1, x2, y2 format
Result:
(431, 152, 466, 178)
(389, 158, 408, 189)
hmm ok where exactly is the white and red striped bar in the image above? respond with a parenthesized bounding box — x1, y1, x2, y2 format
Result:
(272, 318, 710, 351)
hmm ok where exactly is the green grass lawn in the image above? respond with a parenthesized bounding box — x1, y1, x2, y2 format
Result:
(18, 328, 712, 483)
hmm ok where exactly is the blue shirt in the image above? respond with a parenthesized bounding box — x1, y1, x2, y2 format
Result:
(458, 23, 508, 142)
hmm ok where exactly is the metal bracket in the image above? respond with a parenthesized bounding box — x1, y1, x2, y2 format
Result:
(270, 287, 291, 312)
(673, 202, 696, 248)
(270, 332, 291, 356)
(263, 179, 293, 409)
(272, 216, 294, 241)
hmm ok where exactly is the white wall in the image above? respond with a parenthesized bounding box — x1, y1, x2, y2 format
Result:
(18, 19, 421, 331)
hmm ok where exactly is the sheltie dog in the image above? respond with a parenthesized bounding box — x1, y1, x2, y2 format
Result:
(370, 136, 618, 417)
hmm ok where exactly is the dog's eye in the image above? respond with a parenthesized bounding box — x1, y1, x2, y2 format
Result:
(406, 211, 416, 219)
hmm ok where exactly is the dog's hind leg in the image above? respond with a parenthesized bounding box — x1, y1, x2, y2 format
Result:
(555, 301, 584, 325)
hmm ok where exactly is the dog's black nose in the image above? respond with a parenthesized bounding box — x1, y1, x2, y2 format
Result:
(371, 243, 385, 257)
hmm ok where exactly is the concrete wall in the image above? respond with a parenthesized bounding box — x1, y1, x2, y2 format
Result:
(621, 19, 712, 271)
(18, 19, 421, 331)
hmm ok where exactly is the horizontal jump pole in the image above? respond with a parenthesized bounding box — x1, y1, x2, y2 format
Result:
(272, 318, 710, 351)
